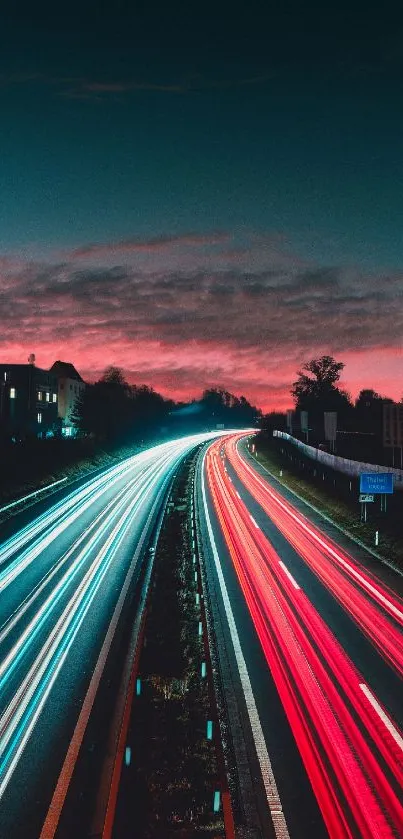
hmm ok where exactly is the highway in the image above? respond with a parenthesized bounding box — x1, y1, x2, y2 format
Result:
(198, 433, 403, 839)
(0, 432, 222, 839)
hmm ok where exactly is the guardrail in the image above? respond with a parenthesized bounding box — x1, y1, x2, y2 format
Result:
(273, 431, 403, 490)
(0, 477, 68, 514)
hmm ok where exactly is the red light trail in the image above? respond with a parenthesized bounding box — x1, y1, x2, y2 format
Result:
(205, 435, 403, 838)
(227, 437, 403, 677)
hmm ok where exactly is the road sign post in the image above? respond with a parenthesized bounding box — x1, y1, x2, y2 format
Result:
(324, 411, 337, 453)
(300, 410, 309, 443)
(359, 473, 393, 523)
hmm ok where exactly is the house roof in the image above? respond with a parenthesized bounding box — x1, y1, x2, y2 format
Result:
(50, 361, 84, 382)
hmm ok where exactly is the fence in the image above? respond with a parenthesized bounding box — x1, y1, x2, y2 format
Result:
(273, 431, 403, 490)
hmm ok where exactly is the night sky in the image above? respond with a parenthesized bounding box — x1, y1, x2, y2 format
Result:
(1, 2, 402, 409)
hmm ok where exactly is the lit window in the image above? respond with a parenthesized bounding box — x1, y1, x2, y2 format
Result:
(38, 391, 42, 401)
(45, 392, 50, 402)
(37, 412, 42, 424)
(10, 387, 16, 399)
(3, 372, 7, 381)
(52, 393, 57, 402)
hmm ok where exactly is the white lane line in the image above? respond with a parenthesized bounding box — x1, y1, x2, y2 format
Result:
(359, 684, 403, 752)
(278, 561, 300, 591)
(249, 514, 259, 529)
(201, 456, 290, 839)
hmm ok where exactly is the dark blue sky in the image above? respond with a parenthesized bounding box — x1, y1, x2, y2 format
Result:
(1, 2, 402, 407)
(1, 2, 402, 263)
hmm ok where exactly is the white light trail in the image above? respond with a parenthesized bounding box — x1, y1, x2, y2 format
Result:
(236, 440, 403, 625)
(0, 432, 233, 801)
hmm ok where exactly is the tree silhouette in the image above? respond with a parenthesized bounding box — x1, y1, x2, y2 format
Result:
(200, 388, 259, 427)
(72, 368, 173, 443)
(292, 355, 352, 429)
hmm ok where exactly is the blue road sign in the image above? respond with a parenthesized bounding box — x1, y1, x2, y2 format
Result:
(359, 473, 394, 494)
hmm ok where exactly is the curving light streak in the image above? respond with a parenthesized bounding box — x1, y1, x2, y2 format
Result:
(0, 458, 168, 690)
(0, 464, 160, 794)
(0, 431, 230, 803)
(226, 436, 403, 677)
(0, 436, 225, 571)
(205, 436, 403, 839)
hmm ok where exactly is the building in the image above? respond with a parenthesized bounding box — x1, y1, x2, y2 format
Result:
(383, 401, 403, 449)
(0, 363, 59, 439)
(49, 361, 85, 435)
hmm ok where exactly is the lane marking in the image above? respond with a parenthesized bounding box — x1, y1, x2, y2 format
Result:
(236, 491, 241, 499)
(278, 561, 300, 591)
(249, 514, 259, 529)
(201, 456, 290, 839)
(359, 684, 403, 752)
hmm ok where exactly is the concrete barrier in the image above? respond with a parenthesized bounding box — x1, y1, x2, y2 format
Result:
(273, 430, 403, 490)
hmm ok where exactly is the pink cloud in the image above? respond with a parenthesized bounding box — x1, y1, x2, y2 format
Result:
(70, 231, 229, 260)
(1, 234, 402, 412)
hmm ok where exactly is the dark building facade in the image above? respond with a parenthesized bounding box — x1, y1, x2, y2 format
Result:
(0, 364, 59, 439)
(49, 361, 85, 435)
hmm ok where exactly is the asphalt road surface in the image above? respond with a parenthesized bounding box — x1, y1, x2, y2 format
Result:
(198, 433, 403, 839)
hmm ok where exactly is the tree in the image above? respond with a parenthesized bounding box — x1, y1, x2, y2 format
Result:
(131, 384, 173, 439)
(355, 388, 382, 407)
(100, 365, 131, 392)
(200, 388, 260, 427)
(259, 411, 286, 436)
(292, 356, 344, 404)
(72, 367, 134, 441)
(72, 369, 174, 443)
(292, 355, 352, 428)
(354, 389, 384, 436)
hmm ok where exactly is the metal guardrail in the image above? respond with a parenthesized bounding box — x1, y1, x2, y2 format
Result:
(0, 477, 68, 514)
(273, 431, 403, 490)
